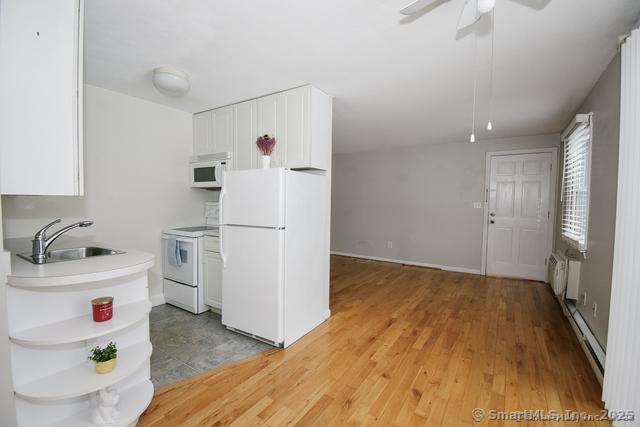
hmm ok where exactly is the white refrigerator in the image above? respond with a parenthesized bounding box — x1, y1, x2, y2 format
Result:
(219, 168, 329, 347)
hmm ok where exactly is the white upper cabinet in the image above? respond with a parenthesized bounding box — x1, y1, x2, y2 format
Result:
(256, 94, 283, 167)
(193, 111, 213, 156)
(281, 86, 311, 169)
(211, 106, 234, 153)
(234, 100, 258, 170)
(0, 0, 84, 196)
(193, 106, 234, 157)
(192, 85, 332, 171)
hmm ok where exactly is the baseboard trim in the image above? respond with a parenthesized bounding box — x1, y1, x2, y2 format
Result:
(149, 293, 166, 307)
(330, 251, 483, 276)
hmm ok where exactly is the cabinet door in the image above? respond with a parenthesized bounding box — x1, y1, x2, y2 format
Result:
(256, 94, 283, 167)
(234, 100, 258, 170)
(203, 251, 223, 310)
(0, 0, 84, 195)
(212, 106, 234, 154)
(281, 86, 311, 168)
(193, 111, 213, 155)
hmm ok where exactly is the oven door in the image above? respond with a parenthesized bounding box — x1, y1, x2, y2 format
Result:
(161, 235, 198, 286)
(190, 161, 223, 188)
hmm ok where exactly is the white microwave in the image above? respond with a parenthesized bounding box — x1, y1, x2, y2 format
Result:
(189, 153, 230, 188)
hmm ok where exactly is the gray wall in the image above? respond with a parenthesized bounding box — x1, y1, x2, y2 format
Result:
(331, 134, 560, 272)
(555, 55, 621, 350)
(1, 85, 214, 298)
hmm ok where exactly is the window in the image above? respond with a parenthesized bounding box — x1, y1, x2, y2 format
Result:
(561, 114, 592, 252)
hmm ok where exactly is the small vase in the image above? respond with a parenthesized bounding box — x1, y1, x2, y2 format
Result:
(261, 155, 271, 169)
(95, 358, 117, 374)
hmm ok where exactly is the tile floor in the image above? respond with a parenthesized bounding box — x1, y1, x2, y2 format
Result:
(149, 304, 270, 388)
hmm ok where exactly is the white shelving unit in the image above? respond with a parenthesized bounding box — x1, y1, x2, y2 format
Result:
(5, 244, 156, 426)
(15, 342, 152, 402)
(10, 300, 151, 346)
(51, 379, 154, 427)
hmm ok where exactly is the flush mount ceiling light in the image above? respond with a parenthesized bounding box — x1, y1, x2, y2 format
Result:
(152, 67, 190, 97)
(477, 0, 496, 14)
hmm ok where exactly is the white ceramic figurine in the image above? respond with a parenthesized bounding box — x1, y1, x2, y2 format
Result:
(91, 387, 120, 425)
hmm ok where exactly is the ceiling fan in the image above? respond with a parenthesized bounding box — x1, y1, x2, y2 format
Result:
(401, 0, 496, 30)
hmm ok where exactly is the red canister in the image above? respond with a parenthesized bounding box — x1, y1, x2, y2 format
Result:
(91, 297, 113, 322)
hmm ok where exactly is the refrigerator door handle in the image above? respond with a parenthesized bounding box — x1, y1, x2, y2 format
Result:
(219, 189, 226, 225)
(219, 226, 227, 267)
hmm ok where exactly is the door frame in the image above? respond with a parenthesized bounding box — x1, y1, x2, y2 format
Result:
(480, 147, 559, 277)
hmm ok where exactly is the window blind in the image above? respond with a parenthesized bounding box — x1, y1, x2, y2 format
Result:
(561, 118, 592, 251)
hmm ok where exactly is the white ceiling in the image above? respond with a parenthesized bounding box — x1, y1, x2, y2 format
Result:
(84, 0, 640, 153)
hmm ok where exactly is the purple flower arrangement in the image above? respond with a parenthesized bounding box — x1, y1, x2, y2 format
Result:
(256, 134, 276, 156)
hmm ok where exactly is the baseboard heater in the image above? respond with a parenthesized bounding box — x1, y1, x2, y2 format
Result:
(559, 298, 606, 385)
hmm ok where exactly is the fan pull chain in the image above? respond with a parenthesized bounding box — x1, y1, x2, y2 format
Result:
(470, 31, 478, 143)
(487, 8, 495, 131)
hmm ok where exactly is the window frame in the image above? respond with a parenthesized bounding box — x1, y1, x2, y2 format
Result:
(560, 113, 593, 252)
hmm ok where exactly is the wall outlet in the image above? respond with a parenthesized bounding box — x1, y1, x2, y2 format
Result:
(582, 292, 588, 306)
(593, 303, 598, 318)
(387, 241, 393, 249)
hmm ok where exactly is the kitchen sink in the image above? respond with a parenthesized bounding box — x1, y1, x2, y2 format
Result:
(17, 247, 125, 264)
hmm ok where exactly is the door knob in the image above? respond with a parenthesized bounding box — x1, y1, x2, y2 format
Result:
(490, 220, 495, 224)
(490, 212, 496, 217)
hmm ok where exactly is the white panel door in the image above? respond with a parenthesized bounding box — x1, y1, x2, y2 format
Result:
(212, 106, 234, 154)
(256, 94, 283, 167)
(221, 168, 285, 228)
(233, 100, 258, 170)
(221, 226, 283, 344)
(193, 111, 212, 155)
(203, 251, 222, 309)
(486, 153, 552, 281)
(281, 86, 311, 169)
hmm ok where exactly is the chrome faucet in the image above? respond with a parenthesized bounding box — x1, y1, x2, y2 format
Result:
(31, 219, 94, 264)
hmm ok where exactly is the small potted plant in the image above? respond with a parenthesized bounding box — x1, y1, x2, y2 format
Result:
(256, 134, 276, 168)
(89, 342, 117, 374)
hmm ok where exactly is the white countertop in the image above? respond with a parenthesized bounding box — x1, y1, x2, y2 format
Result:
(4, 237, 155, 288)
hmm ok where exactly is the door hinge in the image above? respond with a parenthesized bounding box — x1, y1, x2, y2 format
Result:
(550, 163, 553, 171)
(544, 257, 548, 265)
(547, 211, 550, 219)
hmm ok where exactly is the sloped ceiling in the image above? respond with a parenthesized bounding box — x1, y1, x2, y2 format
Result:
(84, 0, 640, 153)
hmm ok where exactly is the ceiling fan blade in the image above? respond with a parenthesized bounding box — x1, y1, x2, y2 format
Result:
(400, 0, 440, 15)
(456, 0, 481, 30)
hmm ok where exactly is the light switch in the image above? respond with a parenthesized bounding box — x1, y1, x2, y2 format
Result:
(473, 202, 483, 209)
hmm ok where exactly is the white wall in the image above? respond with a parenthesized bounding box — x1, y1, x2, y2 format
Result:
(1, 85, 214, 298)
(331, 134, 560, 272)
(555, 55, 621, 350)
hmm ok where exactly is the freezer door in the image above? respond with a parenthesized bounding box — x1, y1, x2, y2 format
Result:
(221, 168, 285, 228)
(221, 225, 284, 344)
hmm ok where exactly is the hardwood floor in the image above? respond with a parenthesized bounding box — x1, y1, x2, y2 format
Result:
(138, 256, 608, 426)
